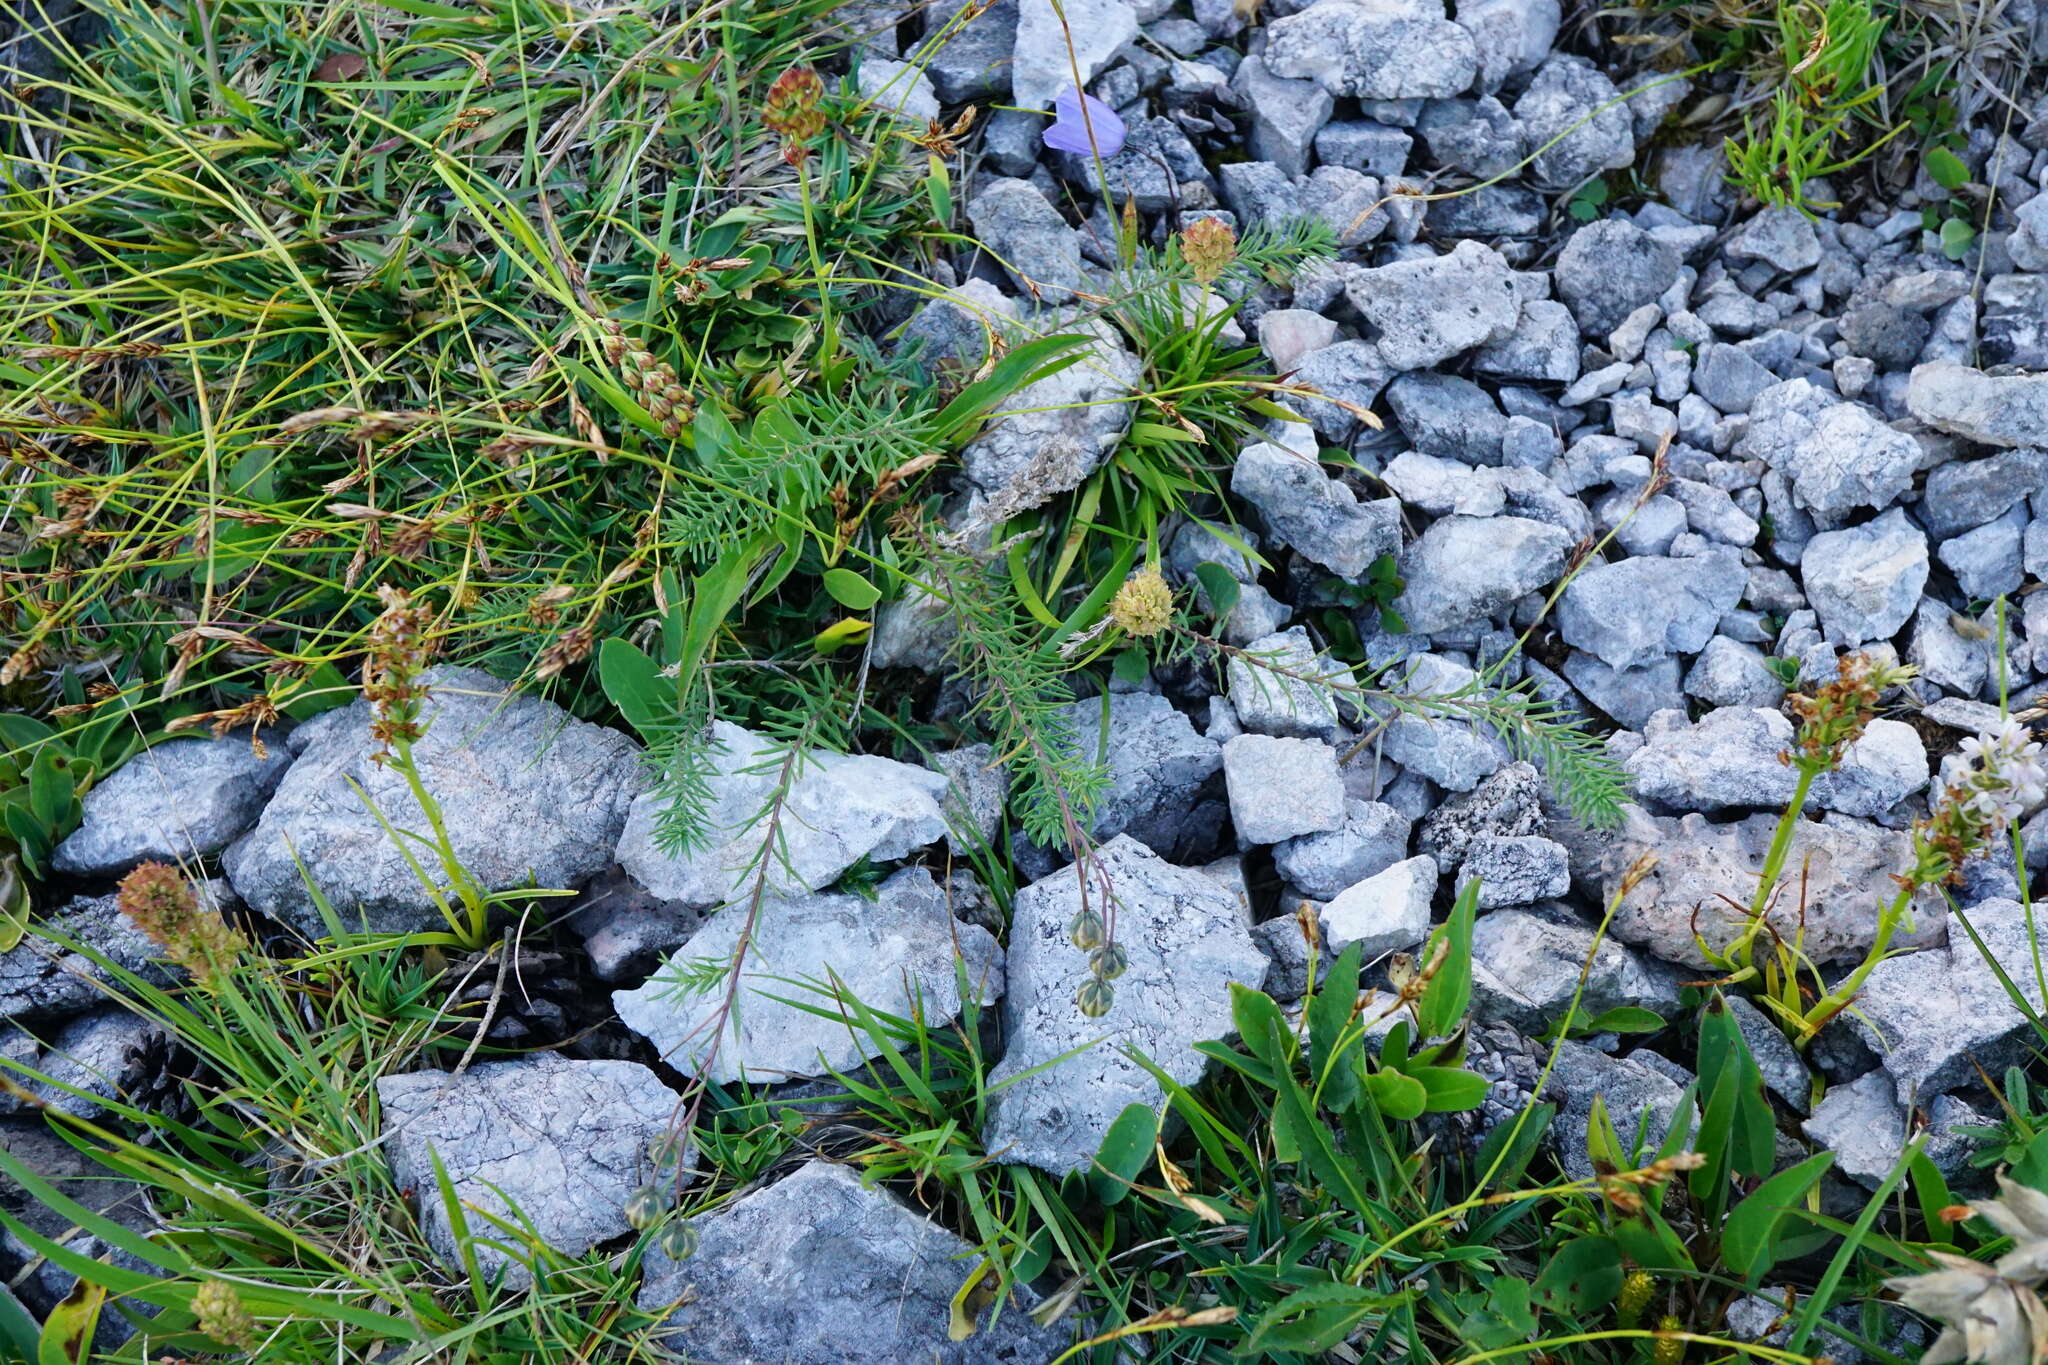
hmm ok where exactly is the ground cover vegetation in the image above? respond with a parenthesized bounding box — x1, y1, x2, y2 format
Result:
(0, 0, 2044, 1361)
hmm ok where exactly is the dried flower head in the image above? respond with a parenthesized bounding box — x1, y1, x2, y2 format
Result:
(762, 66, 827, 163)
(1915, 720, 2048, 886)
(117, 861, 245, 986)
(595, 318, 690, 437)
(193, 1278, 258, 1351)
(364, 584, 436, 760)
(1109, 569, 1173, 637)
(1887, 1176, 2048, 1365)
(1783, 651, 1918, 771)
(1180, 216, 1237, 287)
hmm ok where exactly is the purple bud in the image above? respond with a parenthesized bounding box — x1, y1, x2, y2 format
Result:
(1042, 84, 1127, 158)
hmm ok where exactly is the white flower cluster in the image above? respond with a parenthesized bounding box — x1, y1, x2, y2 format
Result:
(1889, 1175, 2048, 1365)
(1941, 720, 2048, 829)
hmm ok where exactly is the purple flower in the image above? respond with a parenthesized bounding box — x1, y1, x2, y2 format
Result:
(1042, 85, 1127, 158)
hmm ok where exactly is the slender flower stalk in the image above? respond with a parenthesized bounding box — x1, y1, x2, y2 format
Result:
(1796, 717, 2045, 1043)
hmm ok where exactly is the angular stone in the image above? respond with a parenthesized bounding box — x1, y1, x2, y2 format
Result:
(1257, 308, 1339, 374)
(932, 744, 1008, 856)
(1546, 1041, 1691, 1180)
(1556, 553, 1747, 670)
(1319, 855, 1437, 956)
(53, 733, 289, 877)
(1554, 218, 1681, 337)
(1628, 707, 1927, 818)
(923, 0, 1017, 102)
(1683, 636, 1786, 709)
(1800, 1069, 1920, 1186)
(1455, 0, 1560, 89)
(1691, 342, 1776, 415)
(1012, 0, 1136, 108)
(638, 1160, 1068, 1363)
(615, 868, 1002, 1084)
(962, 315, 1140, 513)
(1471, 906, 1677, 1033)
(1601, 805, 1944, 969)
(1417, 761, 1544, 869)
(1233, 53, 1332, 178)
(618, 721, 947, 911)
(1231, 441, 1401, 577)
(1314, 120, 1413, 177)
(1906, 362, 2048, 448)
(1851, 898, 2048, 1104)
(1800, 509, 1929, 646)
(965, 178, 1086, 303)
(1262, 0, 1480, 100)
(1049, 116, 1217, 212)
(1061, 693, 1221, 857)
(1515, 55, 1635, 189)
(1473, 299, 1581, 382)
(1725, 992, 1810, 1112)
(854, 58, 939, 123)
(984, 837, 1267, 1174)
(895, 279, 1020, 378)
(1456, 834, 1569, 907)
(1938, 508, 2025, 602)
(1393, 515, 1573, 634)
(1223, 735, 1346, 845)
(1227, 627, 1351, 740)
(1288, 339, 1397, 441)
(1386, 372, 1508, 464)
(1383, 451, 1506, 517)
(377, 1055, 680, 1285)
(1561, 652, 1686, 730)
(1736, 381, 1919, 519)
(11, 1009, 163, 1121)
(1918, 446, 2048, 539)
(1274, 799, 1412, 898)
(1981, 275, 2048, 369)
(223, 667, 642, 937)
(1724, 206, 1822, 273)
(1344, 240, 1520, 370)
(1372, 653, 1511, 790)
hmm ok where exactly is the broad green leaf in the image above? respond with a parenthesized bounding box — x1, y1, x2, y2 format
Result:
(1365, 1068, 1427, 1121)
(1409, 1065, 1488, 1113)
(1238, 1282, 1404, 1357)
(1924, 145, 1969, 190)
(1417, 878, 1478, 1037)
(1263, 1016, 1374, 1218)
(1583, 1005, 1666, 1033)
(1457, 1276, 1536, 1350)
(1940, 216, 1975, 261)
(1533, 1235, 1623, 1314)
(1192, 562, 1240, 618)
(597, 637, 669, 742)
(1308, 941, 1363, 1113)
(37, 1277, 102, 1365)
(1723, 1151, 1832, 1283)
(812, 618, 872, 654)
(1610, 1200, 1696, 1273)
(820, 567, 882, 611)
(1111, 647, 1149, 686)
(1090, 1103, 1157, 1206)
